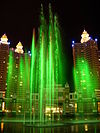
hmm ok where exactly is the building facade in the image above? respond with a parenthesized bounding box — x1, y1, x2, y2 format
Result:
(0, 34, 9, 112)
(5, 42, 31, 115)
(72, 30, 100, 115)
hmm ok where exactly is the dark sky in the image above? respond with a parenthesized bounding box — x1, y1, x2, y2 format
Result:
(0, 0, 100, 90)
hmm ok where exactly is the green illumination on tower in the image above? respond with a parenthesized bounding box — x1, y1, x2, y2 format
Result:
(15, 55, 25, 116)
(6, 50, 14, 110)
(74, 57, 98, 114)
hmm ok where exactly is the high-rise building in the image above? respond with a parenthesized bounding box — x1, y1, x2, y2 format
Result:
(6, 41, 31, 114)
(72, 30, 100, 114)
(0, 34, 10, 111)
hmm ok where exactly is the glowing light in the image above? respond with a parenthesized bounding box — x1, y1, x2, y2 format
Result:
(75, 103, 77, 112)
(81, 30, 90, 43)
(28, 51, 31, 56)
(18, 110, 21, 113)
(85, 124, 88, 131)
(10, 94, 13, 97)
(15, 41, 24, 54)
(95, 38, 98, 42)
(89, 36, 92, 39)
(28, 51, 31, 54)
(1, 122, 4, 132)
(45, 107, 60, 113)
(0, 34, 10, 44)
(98, 102, 100, 112)
(2, 102, 5, 112)
(72, 41, 75, 47)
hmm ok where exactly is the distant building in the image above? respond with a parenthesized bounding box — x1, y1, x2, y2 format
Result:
(24, 83, 69, 118)
(0, 34, 9, 112)
(72, 30, 100, 115)
(73, 30, 100, 86)
(6, 42, 30, 114)
(98, 50, 100, 72)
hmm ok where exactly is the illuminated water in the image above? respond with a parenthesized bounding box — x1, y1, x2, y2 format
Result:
(6, 4, 63, 123)
(0, 122, 100, 133)
(28, 4, 62, 123)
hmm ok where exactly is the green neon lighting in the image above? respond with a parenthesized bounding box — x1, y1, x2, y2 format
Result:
(5, 4, 63, 122)
(74, 57, 98, 113)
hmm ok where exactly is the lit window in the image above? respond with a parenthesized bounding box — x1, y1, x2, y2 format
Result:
(20, 81, 23, 86)
(16, 64, 18, 68)
(3, 61, 5, 63)
(2, 102, 5, 112)
(3, 93, 5, 97)
(16, 56, 19, 59)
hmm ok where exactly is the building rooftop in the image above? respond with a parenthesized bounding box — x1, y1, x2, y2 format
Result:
(0, 34, 10, 45)
(81, 30, 90, 43)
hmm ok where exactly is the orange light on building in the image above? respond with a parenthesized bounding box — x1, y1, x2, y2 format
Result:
(75, 103, 77, 113)
(98, 102, 100, 113)
(1, 122, 4, 132)
(2, 92, 5, 98)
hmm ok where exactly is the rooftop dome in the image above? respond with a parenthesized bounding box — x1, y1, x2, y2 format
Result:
(81, 30, 90, 43)
(15, 41, 24, 54)
(0, 34, 10, 44)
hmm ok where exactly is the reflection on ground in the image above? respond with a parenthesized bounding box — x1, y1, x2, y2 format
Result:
(0, 122, 100, 133)
(0, 116, 100, 133)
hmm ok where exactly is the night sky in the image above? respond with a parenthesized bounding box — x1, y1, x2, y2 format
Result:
(0, 0, 100, 90)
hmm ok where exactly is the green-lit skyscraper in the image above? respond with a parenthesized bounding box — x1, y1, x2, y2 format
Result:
(6, 42, 30, 115)
(0, 34, 9, 112)
(72, 30, 100, 115)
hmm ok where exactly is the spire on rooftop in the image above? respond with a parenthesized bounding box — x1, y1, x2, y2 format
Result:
(15, 41, 24, 54)
(81, 30, 90, 43)
(0, 34, 10, 45)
